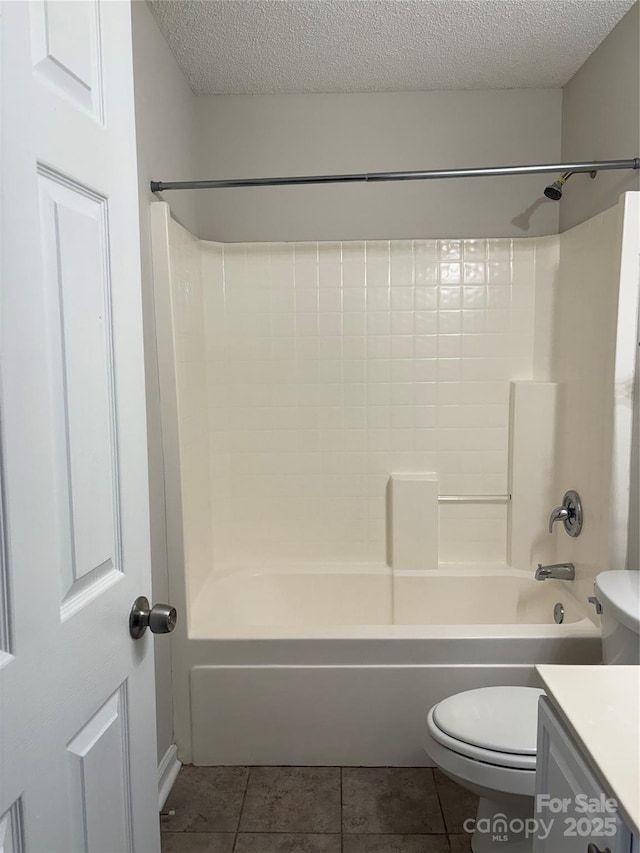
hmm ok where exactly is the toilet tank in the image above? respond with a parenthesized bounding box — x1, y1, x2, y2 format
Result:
(594, 571, 640, 664)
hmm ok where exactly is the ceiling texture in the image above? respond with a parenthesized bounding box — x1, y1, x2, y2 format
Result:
(147, 0, 636, 96)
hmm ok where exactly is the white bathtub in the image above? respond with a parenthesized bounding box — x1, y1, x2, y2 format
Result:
(177, 564, 601, 765)
(190, 564, 593, 637)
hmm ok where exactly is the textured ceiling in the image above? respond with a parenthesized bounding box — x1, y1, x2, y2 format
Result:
(147, 0, 636, 95)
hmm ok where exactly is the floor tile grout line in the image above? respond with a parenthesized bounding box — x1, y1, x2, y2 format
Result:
(231, 767, 252, 853)
(432, 768, 451, 841)
(164, 830, 451, 835)
(340, 766, 344, 853)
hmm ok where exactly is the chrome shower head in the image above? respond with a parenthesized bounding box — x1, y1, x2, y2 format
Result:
(543, 169, 598, 200)
(544, 171, 573, 200)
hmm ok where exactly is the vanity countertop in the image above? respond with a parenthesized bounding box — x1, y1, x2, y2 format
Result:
(536, 664, 639, 836)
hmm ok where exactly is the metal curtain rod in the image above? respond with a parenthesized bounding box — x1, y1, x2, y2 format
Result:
(150, 158, 639, 192)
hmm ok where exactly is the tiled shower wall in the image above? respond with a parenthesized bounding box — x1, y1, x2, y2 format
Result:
(198, 237, 557, 568)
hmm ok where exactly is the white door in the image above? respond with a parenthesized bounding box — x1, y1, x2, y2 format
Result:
(0, 2, 162, 851)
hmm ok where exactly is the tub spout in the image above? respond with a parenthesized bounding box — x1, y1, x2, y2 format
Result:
(535, 563, 575, 581)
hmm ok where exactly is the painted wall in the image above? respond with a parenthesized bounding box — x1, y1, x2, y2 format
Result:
(561, 2, 640, 231)
(131, 0, 197, 766)
(193, 90, 562, 242)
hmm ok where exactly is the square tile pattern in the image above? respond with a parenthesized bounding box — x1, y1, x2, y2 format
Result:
(161, 766, 475, 852)
(166, 224, 558, 576)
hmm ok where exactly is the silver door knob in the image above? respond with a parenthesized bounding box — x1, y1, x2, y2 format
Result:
(129, 596, 177, 639)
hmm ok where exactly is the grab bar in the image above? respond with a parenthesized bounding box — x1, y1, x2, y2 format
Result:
(438, 494, 511, 504)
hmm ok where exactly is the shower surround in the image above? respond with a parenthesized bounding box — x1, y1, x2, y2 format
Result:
(169, 224, 557, 589)
(150, 195, 638, 764)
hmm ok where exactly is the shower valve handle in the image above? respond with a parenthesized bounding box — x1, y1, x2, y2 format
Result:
(548, 490, 583, 537)
(548, 505, 570, 532)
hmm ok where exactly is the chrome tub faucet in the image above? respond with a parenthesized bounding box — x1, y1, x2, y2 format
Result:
(535, 563, 575, 581)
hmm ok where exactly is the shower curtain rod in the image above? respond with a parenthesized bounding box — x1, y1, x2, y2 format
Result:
(150, 158, 639, 192)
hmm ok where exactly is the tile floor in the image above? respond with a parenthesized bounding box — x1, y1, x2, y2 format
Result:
(161, 766, 477, 852)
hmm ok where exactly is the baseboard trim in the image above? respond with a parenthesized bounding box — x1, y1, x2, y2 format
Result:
(158, 744, 181, 811)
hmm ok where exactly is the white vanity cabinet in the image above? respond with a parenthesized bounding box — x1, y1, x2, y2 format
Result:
(534, 697, 633, 853)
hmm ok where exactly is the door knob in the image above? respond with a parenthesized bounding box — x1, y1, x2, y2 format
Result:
(129, 596, 177, 639)
(587, 845, 612, 853)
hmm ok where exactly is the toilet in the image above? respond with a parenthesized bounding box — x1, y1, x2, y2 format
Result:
(425, 685, 542, 853)
(424, 569, 640, 853)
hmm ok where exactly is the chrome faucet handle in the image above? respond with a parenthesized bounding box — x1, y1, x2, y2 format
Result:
(548, 505, 570, 533)
(548, 490, 583, 537)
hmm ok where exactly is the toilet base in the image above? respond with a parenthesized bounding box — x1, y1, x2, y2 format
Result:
(470, 796, 534, 853)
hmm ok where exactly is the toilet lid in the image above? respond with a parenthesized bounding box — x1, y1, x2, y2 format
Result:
(432, 686, 544, 755)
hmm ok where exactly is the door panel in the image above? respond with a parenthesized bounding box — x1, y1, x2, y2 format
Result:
(0, 801, 25, 853)
(30, 0, 104, 120)
(38, 169, 121, 618)
(67, 684, 133, 853)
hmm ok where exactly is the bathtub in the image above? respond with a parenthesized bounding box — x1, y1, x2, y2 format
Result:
(177, 564, 601, 766)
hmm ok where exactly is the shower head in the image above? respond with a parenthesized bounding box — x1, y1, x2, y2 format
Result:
(544, 171, 573, 200)
(543, 169, 598, 200)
